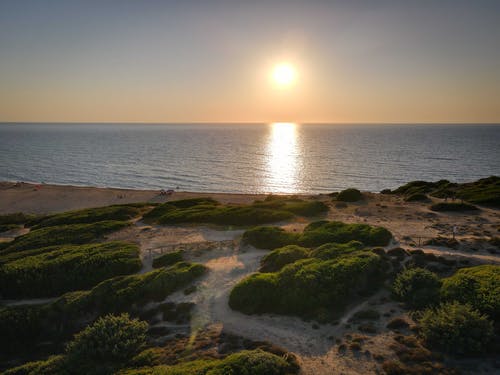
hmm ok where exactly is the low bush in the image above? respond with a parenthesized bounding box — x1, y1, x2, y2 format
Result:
(1, 220, 130, 254)
(119, 349, 298, 375)
(144, 197, 327, 227)
(242, 226, 299, 249)
(0, 212, 37, 226)
(419, 302, 493, 355)
(4, 314, 148, 375)
(430, 202, 479, 212)
(0, 262, 206, 357)
(393, 268, 441, 309)
(0, 224, 21, 232)
(0, 241, 141, 298)
(404, 193, 428, 202)
(243, 221, 392, 250)
(391, 176, 500, 208)
(0, 212, 38, 232)
(65, 313, 148, 374)
(30, 205, 143, 229)
(152, 250, 184, 268)
(440, 265, 500, 322)
(260, 245, 309, 272)
(230, 245, 386, 320)
(336, 188, 362, 202)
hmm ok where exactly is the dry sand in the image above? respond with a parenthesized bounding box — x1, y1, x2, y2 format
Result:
(1, 182, 499, 374)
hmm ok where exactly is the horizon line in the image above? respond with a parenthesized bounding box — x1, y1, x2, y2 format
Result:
(1, 121, 500, 125)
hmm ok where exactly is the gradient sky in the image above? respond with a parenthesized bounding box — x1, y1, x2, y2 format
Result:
(1, 0, 499, 123)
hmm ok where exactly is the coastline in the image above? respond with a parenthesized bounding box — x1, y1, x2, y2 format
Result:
(0, 181, 295, 214)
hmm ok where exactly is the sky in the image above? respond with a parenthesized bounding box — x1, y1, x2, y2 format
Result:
(0, 0, 499, 123)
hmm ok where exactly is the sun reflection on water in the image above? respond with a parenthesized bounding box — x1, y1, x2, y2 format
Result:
(265, 122, 298, 192)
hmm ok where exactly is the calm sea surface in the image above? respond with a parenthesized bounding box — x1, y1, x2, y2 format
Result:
(0, 123, 498, 194)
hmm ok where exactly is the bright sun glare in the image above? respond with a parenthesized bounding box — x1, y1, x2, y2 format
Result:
(272, 63, 296, 87)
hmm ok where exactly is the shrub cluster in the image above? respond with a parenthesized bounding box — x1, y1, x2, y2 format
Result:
(430, 202, 479, 212)
(419, 302, 493, 355)
(260, 245, 309, 272)
(392, 268, 442, 309)
(152, 250, 184, 268)
(30, 204, 142, 229)
(0, 241, 141, 298)
(143, 196, 328, 226)
(243, 221, 392, 250)
(388, 176, 500, 207)
(440, 265, 499, 322)
(230, 242, 386, 321)
(0, 212, 38, 232)
(336, 188, 362, 202)
(4, 313, 148, 375)
(0, 262, 206, 357)
(1, 220, 130, 254)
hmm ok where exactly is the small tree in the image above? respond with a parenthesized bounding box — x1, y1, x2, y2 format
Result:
(393, 268, 441, 309)
(419, 302, 493, 355)
(65, 313, 147, 374)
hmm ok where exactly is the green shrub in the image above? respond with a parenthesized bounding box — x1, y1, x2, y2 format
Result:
(419, 302, 493, 355)
(0, 212, 38, 232)
(144, 196, 327, 226)
(31, 205, 142, 229)
(243, 221, 392, 250)
(0, 223, 21, 232)
(309, 241, 364, 260)
(1, 221, 130, 253)
(260, 245, 309, 272)
(430, 202, 479, 212)
(242, 226, 299, 249)
(441, 265, 500, 322)
(65, 313, 147, 373)
(152, 250, 184, 268)
(119, 349, 298, 375)
(0, 262, 206, 356)
(391, 176, 500, 207)
(299, 221, 392, 248)
(0, 241, 141, 298)
(404, 193, 428, 202)
(3, 355, 66, 375)
(337, 188, 362, 202)
(230, 246, 385, 320)
(0, 212, 37, 225)
(393, 268, 441, 309)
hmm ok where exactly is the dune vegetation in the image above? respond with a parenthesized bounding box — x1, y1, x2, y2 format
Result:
(243, 220, 392, 250)
(0, 262, 206, 358)
(0, 220, 130, 254)
(143, 196, 328, 226)
(430, 202, 479, 212)
(152, 250, 185, 268)
(440, 265, 499, 322)
(387, 176, 500, 207)
(29, 204, 146, 229)
(230, 241, 387, 321)
(0, 212, 38, 232)
(0, 241, 141, 298)
(336, 188, 363, 202)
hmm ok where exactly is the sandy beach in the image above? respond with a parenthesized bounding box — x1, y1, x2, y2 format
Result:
(0, 181, 270, 215)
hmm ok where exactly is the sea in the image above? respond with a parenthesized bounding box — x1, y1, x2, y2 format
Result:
(0, 123, 498, 194)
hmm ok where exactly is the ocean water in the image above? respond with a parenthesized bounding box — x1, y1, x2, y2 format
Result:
(0, 123, 498, 194)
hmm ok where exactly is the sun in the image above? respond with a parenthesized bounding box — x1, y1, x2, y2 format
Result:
(272, 63, 296, 87)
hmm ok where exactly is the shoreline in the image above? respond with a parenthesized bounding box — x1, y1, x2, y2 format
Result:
(0, 181, 300, 214)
